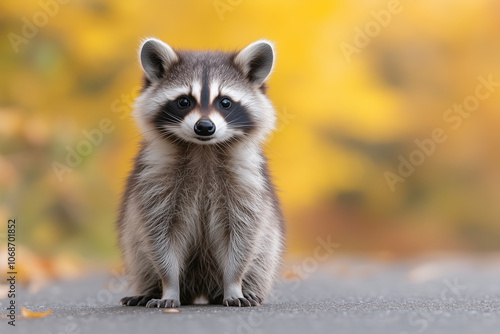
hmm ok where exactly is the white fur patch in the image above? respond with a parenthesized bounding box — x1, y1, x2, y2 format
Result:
(209, 80, 220, 103)
(163, 86, 191, 101)
(219, 86, 247, 103)
(191, 81, 202, 105)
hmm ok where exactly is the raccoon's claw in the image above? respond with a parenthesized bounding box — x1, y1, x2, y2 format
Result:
(243, 292, 262, 306)
(223, 296, 255, 307)
(120, 295, 156, 306)
(145, 298, 181, 308)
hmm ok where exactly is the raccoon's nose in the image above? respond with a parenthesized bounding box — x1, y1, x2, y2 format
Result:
(194, 119, 216, 136)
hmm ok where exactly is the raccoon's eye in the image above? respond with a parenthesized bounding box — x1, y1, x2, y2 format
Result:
(177, 97, 191, 108)
(220, 98, 232, 109)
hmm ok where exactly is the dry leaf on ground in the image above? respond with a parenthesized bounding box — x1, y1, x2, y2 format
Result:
(163, 309, 180, 313)
(20, 307, 52, 318)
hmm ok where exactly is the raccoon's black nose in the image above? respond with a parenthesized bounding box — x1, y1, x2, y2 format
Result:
(194, 119, 216, 136)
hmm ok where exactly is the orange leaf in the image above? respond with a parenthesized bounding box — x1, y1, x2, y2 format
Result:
(163, 309, 180, 313)
(20, 307, 52, 318)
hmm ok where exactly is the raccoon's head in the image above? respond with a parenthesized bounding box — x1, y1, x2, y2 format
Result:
(133, 38, 277, 146)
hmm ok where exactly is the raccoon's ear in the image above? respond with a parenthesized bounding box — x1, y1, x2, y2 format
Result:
(139, 38, 179, 82)
(234, 40, 275, 87)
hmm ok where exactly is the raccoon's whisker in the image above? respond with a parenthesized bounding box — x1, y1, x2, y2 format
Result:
(225, 119, 254, 126)
(139, 128, 163, 138)
(127, 128, 167, 146)
(144, 127, 182, 148)
(145, 134, 166, 148)
(166, 114, 184, 122)
(150, 101, 185, 122)
(161, 114, 185, 124)
(216, 133, 250, 152)
(148, 129, 171, 143)
(225, 122, 253, 126)
(221, 108, 238, 123)
(217, 121, 253, 132)
(225, 124, 253, 128)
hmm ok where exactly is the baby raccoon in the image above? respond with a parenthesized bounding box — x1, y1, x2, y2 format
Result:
(117, 38, 285, 308)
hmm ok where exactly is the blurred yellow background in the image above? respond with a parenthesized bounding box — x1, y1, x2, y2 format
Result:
(1, 0, 500, 279)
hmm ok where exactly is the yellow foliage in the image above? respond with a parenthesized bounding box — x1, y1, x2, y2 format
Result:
(1, 0, 500, 261)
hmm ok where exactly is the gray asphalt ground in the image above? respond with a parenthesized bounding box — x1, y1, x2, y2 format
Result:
(2, 255, 500, 334)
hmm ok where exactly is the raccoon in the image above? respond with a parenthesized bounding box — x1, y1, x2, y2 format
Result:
(117, 38, 285, 308)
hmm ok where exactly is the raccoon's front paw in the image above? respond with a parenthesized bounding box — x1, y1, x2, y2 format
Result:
(223, 294, 260, 307)
(243, 291, 262, 306)
(145, 298, 181, 308)
(120, 295, 157, 306)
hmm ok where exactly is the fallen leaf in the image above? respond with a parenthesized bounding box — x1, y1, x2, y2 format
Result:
(20, 307, 52, 318)
(163, 309, 180, 313)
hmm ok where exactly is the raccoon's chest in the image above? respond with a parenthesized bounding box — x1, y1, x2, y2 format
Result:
(147, 145, 264, 238)
(179, 152, 261, 228)
(171, 152, 232, 232)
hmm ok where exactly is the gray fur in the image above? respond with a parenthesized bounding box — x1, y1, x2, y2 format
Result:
(117, 38, 285, 308)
